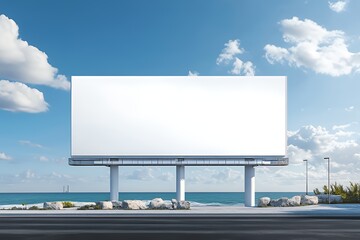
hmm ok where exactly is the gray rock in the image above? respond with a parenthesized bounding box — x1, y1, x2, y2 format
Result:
(148, 198, 173, 209)
(149, 198, 165, 209)
(288, 196, 301, 206)
(122, 200, 148, 210)
(97, 201, 113, 210)
(258, 197, 271, 207)
(300, 195, 318, 205)
(177, 201, 191, 210)
(171, 199, 178, 209)
(162, 203, 173, 209)
(270, 197, 289, 207)
(111, 201, 122, 209)
(317, 194, 343, 204)
(43, 202, 63, 210)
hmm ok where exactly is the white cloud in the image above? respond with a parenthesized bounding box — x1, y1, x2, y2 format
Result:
(259, 123, 360, 191)
(0, 14, 69, 90)
(188, 70, 199, 76)
(231, 58, 255, 76)
(0, 152, 11, 160)
(0, 80, 48, 113)
(287, 144, 312, 164)
(329, 1, 347, 12)
(289, 125, 358, 155)
(0, 169, 84, 184)
(188, 168, 242, 184)
(210, 168, 242, 183)
(18, 140, 44, 148)
(39, 156, 49, 162)
(125, 168, 154, 181)
(332, 123, 352, 130)
(158, 172, 174, 181)
(216, 39, 243, 64)
(217, 39, 255, 76)
(264, 17, 360, 76)
(345, 106, 354, 112)
(264, 45, 289, 64)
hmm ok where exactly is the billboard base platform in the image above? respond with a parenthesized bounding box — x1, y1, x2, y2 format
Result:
(68, 157, 288, 166)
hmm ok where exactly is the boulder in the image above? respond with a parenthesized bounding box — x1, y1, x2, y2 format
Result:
(97, 201, 113, 210)
(288, 196, 301, 206)
(149, 198, 165, 209)
(111, 201, 122, 209)
(258, 197, 271, 207)
(122, 200, 148, 210)
(149, 198, 173, 209)
(300, 195, 318, 205)
(269, 197, 289, 207)
(177, 201, 191, 210)
(317, 194, 343, 204)
(171, 199, 178, 209)
(43, 202, 63, 210)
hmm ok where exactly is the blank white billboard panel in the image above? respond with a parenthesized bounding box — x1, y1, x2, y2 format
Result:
(71, 76, 286, 157)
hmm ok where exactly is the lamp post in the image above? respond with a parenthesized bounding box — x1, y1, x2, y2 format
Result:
(303, 159, 308, 195)
(324, 157, 330, 204)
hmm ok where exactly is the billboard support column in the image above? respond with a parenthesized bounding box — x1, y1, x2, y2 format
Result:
(176, 165, 185, 201)
(110, 165, 119, 201)
(244, 165, 255, 207)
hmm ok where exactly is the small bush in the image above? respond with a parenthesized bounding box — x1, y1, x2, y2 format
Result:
(11, 207, 24, 210)
(77, 204, 101, 210)
(28, 206, 40, 210)
(62, 201, 75, 208)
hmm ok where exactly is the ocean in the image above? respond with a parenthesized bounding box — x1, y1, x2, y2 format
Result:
(0, 192, 308, 205)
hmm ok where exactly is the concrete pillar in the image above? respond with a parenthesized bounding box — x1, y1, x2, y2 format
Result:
(244, 165, 255, 207)
(176, 165, 185, 201)
(110, 165, 119, 201)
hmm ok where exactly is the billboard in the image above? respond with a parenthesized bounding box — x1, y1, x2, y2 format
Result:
(71, 76, 287, 158)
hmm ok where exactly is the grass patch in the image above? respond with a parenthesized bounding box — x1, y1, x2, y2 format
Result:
(77, 204, 101, 210)
(62, 201, 75, 208)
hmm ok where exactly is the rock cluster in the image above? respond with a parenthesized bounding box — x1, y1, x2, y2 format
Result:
(30, 198, 191, 210)
(258, 195, 318, 207)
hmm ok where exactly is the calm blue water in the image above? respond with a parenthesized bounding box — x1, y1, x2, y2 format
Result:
(0, 192, 308, 205)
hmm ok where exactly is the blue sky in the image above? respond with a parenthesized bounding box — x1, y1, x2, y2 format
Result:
(0, 0, 360, 193)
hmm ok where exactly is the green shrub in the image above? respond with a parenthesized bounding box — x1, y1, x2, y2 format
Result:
(77, 204, 101, 210)
(314, 182, 360, 203)
(28, 206, 40, 210)
(62, 201, 75, 208)
(11, 206, 24, 210)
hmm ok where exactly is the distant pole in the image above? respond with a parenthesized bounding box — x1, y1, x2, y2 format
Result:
(303, 159, 308, 195)
(324, 157, 330, 204)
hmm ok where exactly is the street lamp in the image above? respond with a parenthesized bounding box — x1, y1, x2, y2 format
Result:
(324, 157, 330, 204)
(303, 159, 308, 195)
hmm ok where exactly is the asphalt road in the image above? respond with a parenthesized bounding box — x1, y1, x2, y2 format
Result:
(0, 214, 360, 240)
